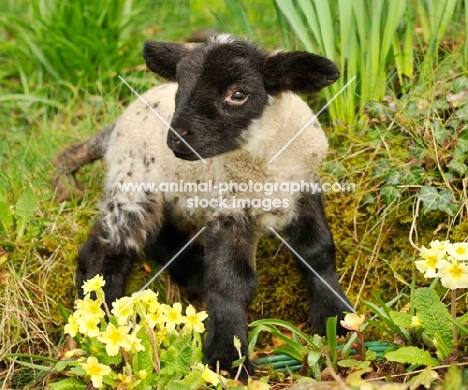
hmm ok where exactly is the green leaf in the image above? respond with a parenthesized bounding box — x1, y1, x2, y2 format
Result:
(444, 364, 463, 390)
(249, 318, 315, 346)
(70, 365, 86, 376)
(179, 370, 204, 390)
(417, 186, 455, 215)
(434, 332, 452, 361)
(58, 303, 71, 323)
(54, 360, 77, 372)
(456, 129, 468, 151)
(132, 328, 155, 386)
(457, 312, 468, 325)
(384, 346, 439, 367)
(231, 356, 246, 368)
(0, 201, 13, 233)
(167, 381, 190, 390)
(408, 367, 439, 389)
(337, 359, 360, 368)
(326, 316, 337, 370)
(380, 186, 402, 204)
(271, 346, 302, 362)
(160, 333, 193, 377)
(447, 158, 468, 176)
(14, 189, 37, 238)
(413, 288, 453, 351)
(365, 350, 377, 362)
(49, 378, 87, 390)
(389, 311, 413, 328)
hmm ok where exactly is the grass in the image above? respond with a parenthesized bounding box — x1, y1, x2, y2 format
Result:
(1, 0, 468, 388)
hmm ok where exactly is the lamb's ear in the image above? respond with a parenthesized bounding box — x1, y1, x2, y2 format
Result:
(263, 51, 340, 95)
(143, 41, 196, 80)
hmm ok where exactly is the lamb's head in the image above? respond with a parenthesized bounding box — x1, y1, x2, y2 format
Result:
(143, 35, 339, 161)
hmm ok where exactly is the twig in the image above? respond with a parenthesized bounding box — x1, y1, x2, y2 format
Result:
(147, 327, 161, 374)
(366, 361, 468, 382)
(409, 197, 421, 251)
(452, 289, 458, 345)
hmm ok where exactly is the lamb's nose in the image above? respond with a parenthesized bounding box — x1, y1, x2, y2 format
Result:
(169, 130, 189, 144)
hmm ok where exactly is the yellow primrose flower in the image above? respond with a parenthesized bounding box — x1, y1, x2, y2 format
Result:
(340, 313, 365, 332)
(146, 309, 167, 329)
(161, 303, 186, 332)
(76, 296, 105, 318)
(438, 260, 468, 289)
(429, 239, 450, 254)
(131, 289, 159, 307)
(111, 296, 134, 325)
(77, 313, 101, 338)
(127, 326, 145, 354)
(97, 323, 132, 356)
(138, 370, 148, 380)
(82, 274, 106, 295)
(447, 242, 468, 261)
(64, 348, 86, 358)
(64, 312, 80, 337)
(156, 327, 168, 343)
(198, 364, 220, 386)
(117, 373, 133, 385)
(415, 246, 447, 278)
(411, 316, 421, 328)
(182, 305, 208, 334)
(79, 356, 111, 388)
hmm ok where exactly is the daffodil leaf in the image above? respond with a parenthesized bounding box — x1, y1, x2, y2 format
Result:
(48, 377, 87, 390)
(413, 288, 453, 351)
(384, 346, 439, 367)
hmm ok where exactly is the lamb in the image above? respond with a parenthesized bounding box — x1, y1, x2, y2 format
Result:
(58, 34, 352, 381)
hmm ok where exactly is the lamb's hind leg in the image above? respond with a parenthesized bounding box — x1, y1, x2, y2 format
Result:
(285, 192, 352, 336)
(53, 122, 115, 202)
(76, 191, 163, 306)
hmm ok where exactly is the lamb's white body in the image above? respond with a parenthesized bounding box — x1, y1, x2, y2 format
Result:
(102, 83, 328, 246)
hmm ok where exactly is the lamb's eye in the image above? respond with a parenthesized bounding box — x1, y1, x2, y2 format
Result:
(225, 90, 248, 105)
(233, 91, 247, 101)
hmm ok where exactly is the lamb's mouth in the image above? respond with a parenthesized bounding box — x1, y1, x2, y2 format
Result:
(173, 149, 200, 161)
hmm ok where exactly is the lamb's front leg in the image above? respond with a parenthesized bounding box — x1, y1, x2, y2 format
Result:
(203, 216, 258, 382)
(285, 192, 352, 336)
(76, 192, 163, 306)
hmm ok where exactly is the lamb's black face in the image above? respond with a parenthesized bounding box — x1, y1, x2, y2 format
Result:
(143, 35, 340, 161)
(168, 41, 269, 160)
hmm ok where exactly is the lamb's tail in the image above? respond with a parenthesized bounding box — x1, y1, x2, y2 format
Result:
(52, 122, 115, 202)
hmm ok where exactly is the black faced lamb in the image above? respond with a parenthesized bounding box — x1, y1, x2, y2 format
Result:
(57, 35, 352, 381)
